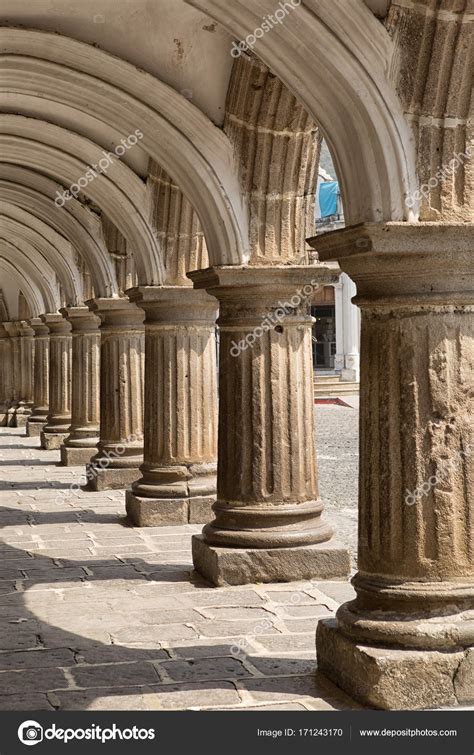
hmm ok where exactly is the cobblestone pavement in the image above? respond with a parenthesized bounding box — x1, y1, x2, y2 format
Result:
(316, 398, 359, 563)
(0, 416, 360, 712)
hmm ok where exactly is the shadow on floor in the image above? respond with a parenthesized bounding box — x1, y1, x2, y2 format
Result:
(0, 509, 127, 526)
(0, 460, 60, 466)
(0, 511, 357, 712)
(0, 482, 84, 491)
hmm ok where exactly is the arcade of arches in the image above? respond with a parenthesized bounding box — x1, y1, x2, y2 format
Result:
(0, 0, 472, 710)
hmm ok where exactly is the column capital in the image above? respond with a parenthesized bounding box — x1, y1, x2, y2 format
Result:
(40, 313, 72, 336)
(127, 285, 217, 325)
(309, 222, 474, 304)
(86, 297, 144, 330)
(28, 317, 50, 338)
(188, 265, 339, 309)
(4, 321, 21, 338)
(0, 322, 10, 339)
(18, 321, 35, 338)
(60, 306, 100, 333)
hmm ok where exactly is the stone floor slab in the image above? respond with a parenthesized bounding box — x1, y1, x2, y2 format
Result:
(0, 420, 361, 711)
(192, 535, 351, 586)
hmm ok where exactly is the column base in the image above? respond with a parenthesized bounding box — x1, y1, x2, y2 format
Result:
(40, 431, 69, 450)
(15, 412, 31, 428)
(341, 368, 358, 383)
(192, 534, 350, 586)
(27, 420, 46, 437)
(60, 445, 97, 466)
(5, 407, 17, 427)
(125, 490, 214, 527)
(316, 619, 473, 710)
(85, 464, 142, 491)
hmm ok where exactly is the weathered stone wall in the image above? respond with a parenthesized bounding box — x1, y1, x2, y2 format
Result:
(387, 0, 473, 220)
(147, 162, 209, 286)
(101, 214, 138, 294)
(224, 53, 321, 265)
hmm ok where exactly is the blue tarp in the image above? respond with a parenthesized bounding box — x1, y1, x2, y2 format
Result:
(319, 181, 339, 218)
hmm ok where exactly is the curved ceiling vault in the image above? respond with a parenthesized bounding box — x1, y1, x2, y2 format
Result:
(0, 205, 83, 305)
(0, 240, 60, 314)
(0, 5, 419, 318)
(184, 0, 418, 223)
(0, 166, 119, 298)
(0, 28, 250, 268)
(0, 257, 46, 317)
(0, 115, 164, 284)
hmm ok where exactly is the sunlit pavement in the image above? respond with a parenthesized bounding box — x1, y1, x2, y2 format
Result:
(0, 415, 359, 712)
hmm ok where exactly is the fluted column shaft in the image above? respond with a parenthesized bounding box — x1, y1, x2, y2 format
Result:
(40, 314, 72, 450)
(20, 322, 35, 407)
(15, 322, 35, 426)
(188, 266, 349, 586)
(4, 322, 20, 404)
(0, 323, 12, 424)
(85, 298, 144, 491)
(313, 222, 474, 710)
(60, 307, 101, 465)
(27, 318, 50, 436)
(19, 322, 34, 405)
(125, 286, 218, 526)
(4, 322, 21, 427)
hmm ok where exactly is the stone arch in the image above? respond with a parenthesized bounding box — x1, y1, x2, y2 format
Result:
(224, 52, 322, 264)
(0, 28, 249, 265)
(0, 206, 83, 305)
(0, 243, 59, 314)
(147, 162, 210, 286)
(0, 167, 119, 298)
(385, 0, 473, 220)
(185, 0, 418, 222)
(0, 258, 45, 317)
(0, 115, 164, 284)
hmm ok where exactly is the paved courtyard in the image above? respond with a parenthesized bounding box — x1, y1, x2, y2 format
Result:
(0, 401, 360, 711)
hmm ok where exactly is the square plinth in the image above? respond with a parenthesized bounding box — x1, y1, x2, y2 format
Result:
(85, 465, 141, 491)
(192, 535, 351, 586)
(316, 619, 471, 710)
(15, 414, 30, 428)
(41, 431, 69, 450)
(126, 491, 214, 526)
(27, 421, 45, 437)
(60, 445, 97, 466)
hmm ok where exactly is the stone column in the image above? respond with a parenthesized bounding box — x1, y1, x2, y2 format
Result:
(189, 266, 350, 586)
(60, 307, 101, 466)
(0, 323, 12, 425)
(40, 314, 72, 450)
(15, 322, 35, 427)
(125, 286, 218, 526)
(27, 318, 50, 437)
(312, 223, 474, 710)
(341, 273, 360, 382)
(86, 298, 144, 491)
(4, 322, 21, 427)
(333, 281, 344, 372)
